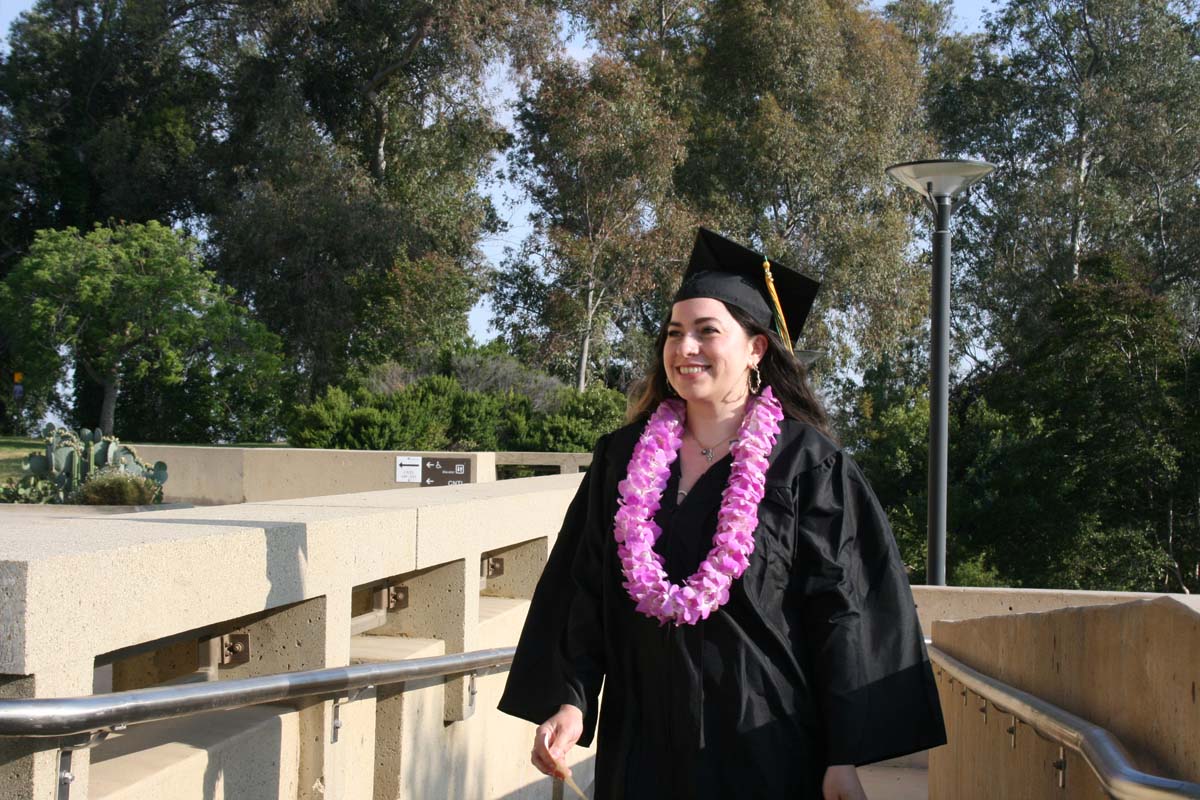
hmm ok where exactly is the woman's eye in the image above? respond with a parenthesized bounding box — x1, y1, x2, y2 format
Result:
(702, 327, 719, 335)
(666, 330, 682, 338)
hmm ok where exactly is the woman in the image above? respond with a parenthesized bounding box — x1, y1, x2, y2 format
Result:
(499, 228, 946, 799)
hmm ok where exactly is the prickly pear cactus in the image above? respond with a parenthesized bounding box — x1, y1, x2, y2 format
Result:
(7, 427, 169, 504)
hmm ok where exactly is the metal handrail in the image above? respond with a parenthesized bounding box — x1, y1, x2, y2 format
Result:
(0, 647, 515, 738)
(929, 645, 1200, 800)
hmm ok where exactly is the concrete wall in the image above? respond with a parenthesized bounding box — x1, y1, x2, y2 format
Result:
(132, 445, 498, 505)
(910, 584, 1168, 635)
(3, 468, 1196, 800)
(0, 473, 587, 800)
(928, 596, 1200, 798)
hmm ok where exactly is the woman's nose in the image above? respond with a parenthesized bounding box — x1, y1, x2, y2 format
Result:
(678, 333, 700, 355)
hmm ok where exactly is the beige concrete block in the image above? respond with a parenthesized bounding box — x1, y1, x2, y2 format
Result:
(131, 445, 246, 506)
(410, 477, 582, 568)
(930, 597, 1200, 798)
(482, 539, 550, 601)
(89, 705, 300, 800)
(113, 502, 418, 590)
(478, 596, 530, 645)
(928, 668, 1107, 800)
(0, 674, 56, 800)
(326, 691, 376, 800)
(351, 635, 445, 800)
(370, 561, 475, 723)
(133, 445, 499, 506)
(0, 661, 95, 800)
(465, 597, 592, 800)
(911, 585, 1166, 634)
(111, 638, 198, 691)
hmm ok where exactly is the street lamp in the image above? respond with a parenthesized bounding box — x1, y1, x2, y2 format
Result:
(885, 158, 995, 586)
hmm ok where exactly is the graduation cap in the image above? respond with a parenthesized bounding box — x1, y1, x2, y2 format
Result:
(673, 228, 820, 354)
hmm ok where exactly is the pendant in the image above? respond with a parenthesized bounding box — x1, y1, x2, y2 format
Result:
(700, 447, 715, 463)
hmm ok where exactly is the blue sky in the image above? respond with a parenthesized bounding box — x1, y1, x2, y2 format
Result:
(1, 0, 997, 340)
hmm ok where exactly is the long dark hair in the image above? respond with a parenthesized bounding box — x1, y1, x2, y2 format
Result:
(627, 301, 833, 436)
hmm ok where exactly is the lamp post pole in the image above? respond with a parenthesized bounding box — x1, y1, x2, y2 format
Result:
(928, 194, 953, 586)
(885, 159, 995, 586)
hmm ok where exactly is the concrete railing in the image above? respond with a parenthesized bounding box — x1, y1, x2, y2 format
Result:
(493, 452, 592, 475)
(3, 466, 1198, 800)
(0, 474, 593, 800)
(131, 445, 594, 506)
(928, 594, 1200, 799)
(132, 444, 499, 505)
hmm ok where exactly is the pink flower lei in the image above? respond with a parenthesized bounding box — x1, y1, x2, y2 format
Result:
(614, 385, 785, 626)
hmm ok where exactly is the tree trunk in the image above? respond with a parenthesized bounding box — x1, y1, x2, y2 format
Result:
(99, 373, 120, 436)
(576, 283, 596, 392)
(1068, 140, 1092, 282)
(576, 327, 592, 393)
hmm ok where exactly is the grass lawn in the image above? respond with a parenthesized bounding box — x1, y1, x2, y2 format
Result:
(0, 436, 40, 482)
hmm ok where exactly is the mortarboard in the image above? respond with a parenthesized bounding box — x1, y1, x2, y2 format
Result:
(673, 228, 820, 353)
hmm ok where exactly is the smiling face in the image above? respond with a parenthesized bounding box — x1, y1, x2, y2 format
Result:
(664, 297, 767, 409)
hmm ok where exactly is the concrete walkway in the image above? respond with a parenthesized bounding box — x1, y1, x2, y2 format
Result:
(858, 764, 928, 799)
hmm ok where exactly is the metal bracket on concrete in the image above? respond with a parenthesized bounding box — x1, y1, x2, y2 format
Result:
(331, 686, 374, 744)
(388, 585, 409, 610)
(485, 557, 504, 579)
(219, 634, 250, 666)
(1054, 746, 1067, 788)
(57, 729, 116, 800)
(467, 672, 478, 711)
(1007, 715, 1018, 749)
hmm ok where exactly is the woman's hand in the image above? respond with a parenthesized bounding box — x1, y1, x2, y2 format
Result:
(822, 764, 867, 800)
(531, 704, 584, 779)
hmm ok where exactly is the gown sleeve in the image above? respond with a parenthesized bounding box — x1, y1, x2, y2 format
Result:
(497, 433, 610, 745)
(793, 449, 947, 766)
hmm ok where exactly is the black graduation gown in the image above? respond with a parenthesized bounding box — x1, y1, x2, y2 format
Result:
(498, 417, 946, 799)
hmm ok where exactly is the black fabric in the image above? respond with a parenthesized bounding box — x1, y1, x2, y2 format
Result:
(675, 227, 820, 343)
(498, 417, 946, 799)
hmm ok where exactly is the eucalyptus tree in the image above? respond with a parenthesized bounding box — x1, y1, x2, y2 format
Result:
(929, 0, 1200, 353)
(676, 0, 931, 370)
(494, 56, 685, 390)
(206, 0, 559, 397)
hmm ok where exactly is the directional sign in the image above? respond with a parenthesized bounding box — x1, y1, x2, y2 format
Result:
(395, 455, 422, 483)
(421, 457, 471, 487)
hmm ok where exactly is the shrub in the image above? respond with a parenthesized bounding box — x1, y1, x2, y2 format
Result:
(0, 476, 60, 504)
(287, 374, 628, 455)
(522, 386, 627, 452)
(72, 467, 161, 505)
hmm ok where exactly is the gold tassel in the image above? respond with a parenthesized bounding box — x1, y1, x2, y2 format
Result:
(762, 259, 794, 354)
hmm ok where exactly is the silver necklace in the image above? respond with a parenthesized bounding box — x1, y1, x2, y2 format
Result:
(690, 431, 737, 463)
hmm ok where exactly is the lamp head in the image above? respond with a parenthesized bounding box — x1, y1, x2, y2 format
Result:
(885, 159, 995, 200)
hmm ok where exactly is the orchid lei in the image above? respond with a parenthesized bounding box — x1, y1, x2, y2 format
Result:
(614, 385, 785, 626)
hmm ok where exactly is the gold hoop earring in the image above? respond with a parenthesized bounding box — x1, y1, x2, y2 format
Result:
(749, 365, 762, 394)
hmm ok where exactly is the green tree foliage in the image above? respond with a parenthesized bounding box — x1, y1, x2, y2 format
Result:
(504, 0, 935, 386)
(0, 0, 223, 428)
(0, 1, 218, 273)
(494, 56, 686, 389)
(929, 0, 1200, 351)
(0, 222, 284, 436)
(205, 0, 554, 396)
(0, 0, 558, 412)
(847, 255, 1198, 592)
